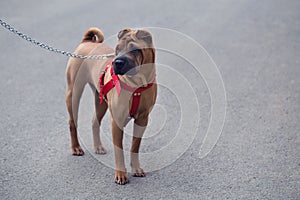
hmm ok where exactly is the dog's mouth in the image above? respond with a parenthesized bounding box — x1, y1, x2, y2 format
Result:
(113, 50, 142, 76)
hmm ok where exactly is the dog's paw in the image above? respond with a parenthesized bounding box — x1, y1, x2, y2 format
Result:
(131, 167, 146, 177)
(114, 170, 129, 185)
(94, 145, 107, 154)
(72, 146, 84, 156)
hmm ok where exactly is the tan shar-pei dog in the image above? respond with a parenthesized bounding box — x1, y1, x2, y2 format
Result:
(65, 27, 156, 185)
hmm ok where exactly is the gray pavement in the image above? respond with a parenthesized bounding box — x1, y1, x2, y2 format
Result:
(0, 0, 299, 199)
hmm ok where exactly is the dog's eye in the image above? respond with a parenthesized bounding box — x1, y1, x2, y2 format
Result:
(131, 49, 141, 56)
(115, 46, 120, 54)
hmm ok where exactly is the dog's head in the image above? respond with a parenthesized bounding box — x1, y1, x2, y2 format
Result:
(113, 29, 155, 76)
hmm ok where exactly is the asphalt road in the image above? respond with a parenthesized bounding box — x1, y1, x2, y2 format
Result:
(0, 0, 299, 199)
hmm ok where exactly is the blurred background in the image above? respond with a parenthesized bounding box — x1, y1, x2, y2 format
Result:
(0, 0, 299, 199)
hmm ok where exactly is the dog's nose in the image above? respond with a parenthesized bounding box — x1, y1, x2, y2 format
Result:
(113, 58, 127, 69)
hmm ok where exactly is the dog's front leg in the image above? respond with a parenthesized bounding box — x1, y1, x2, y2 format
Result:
(130, 116, 148, 177)
(111, 116, 129, 185)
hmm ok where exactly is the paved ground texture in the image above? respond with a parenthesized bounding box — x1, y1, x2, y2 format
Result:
(0, 0, 299, 199)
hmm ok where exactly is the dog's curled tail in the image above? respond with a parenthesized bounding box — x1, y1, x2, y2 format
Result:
(81, 27, 104, 43)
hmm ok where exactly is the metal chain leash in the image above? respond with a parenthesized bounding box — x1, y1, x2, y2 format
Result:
(0, 19, 115, 59)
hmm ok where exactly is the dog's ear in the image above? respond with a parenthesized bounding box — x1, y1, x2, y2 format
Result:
(136, 30, 153, 45)
(118, 28, 131, 39)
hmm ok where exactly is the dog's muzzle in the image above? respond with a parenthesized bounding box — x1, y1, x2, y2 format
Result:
(113, 56, 139, 76)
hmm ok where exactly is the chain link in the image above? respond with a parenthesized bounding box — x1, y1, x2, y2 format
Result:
(0, 19, 115, 59)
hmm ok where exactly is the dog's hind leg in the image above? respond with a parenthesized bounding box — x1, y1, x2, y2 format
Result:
(92, 90, 108, 154)
(66, 63, 86, 156)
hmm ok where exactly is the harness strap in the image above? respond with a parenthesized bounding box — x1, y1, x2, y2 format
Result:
(99, 66, 109, 104)
(131, 92, 141, 117)
(99, 61, 154, 117)
(99, 62, 121, 104)
(129, 83, 153, 117)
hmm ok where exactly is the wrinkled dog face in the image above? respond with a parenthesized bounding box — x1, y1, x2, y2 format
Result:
(113, 29, 155, 75)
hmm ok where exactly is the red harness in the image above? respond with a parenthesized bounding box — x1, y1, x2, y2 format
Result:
(99, 61, 154, 117)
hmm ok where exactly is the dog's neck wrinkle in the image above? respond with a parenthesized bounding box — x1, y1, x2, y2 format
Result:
(120, 64, 156, 88)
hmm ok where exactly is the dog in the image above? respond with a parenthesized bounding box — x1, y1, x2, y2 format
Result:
(65, 27, 157, 185)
